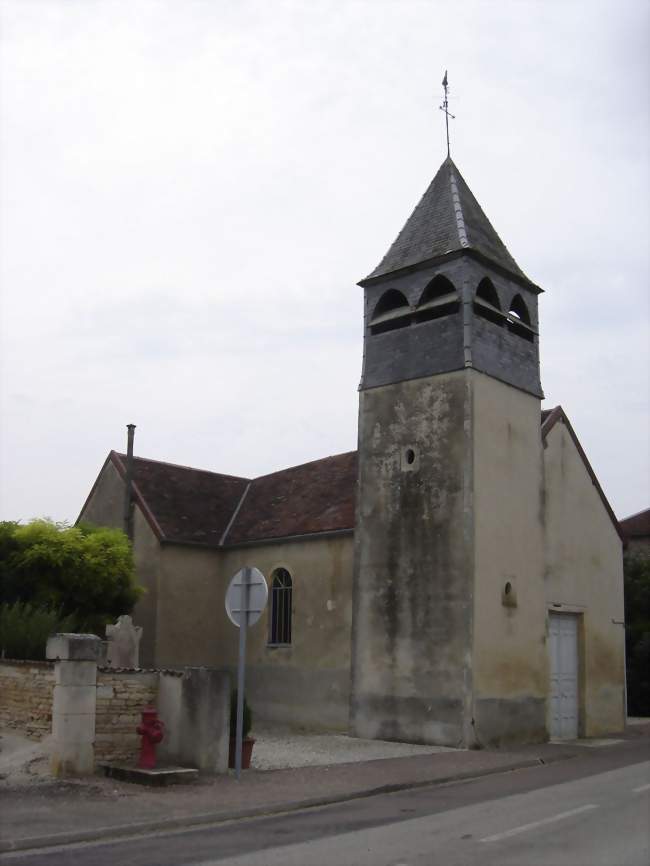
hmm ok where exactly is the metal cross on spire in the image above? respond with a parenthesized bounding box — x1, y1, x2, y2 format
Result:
(439, 70, 455, 158)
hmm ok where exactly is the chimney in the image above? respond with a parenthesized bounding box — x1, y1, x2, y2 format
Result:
(123, 424, 136, 540)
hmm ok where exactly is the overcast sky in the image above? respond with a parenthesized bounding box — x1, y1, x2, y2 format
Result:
(1, 0, 648, 525)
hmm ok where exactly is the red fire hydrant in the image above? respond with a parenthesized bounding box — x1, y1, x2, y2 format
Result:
(137, 706, 165, 769)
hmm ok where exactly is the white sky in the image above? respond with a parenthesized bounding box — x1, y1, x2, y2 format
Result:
(0, 0, 648, 524)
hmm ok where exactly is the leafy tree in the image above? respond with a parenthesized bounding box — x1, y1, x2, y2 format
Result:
(0, 519, 143, 636)
(0, 521, 21, 603)
(624, 553, 650, 717)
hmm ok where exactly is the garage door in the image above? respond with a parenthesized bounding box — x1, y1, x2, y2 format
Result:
(549, 612, 579, 739)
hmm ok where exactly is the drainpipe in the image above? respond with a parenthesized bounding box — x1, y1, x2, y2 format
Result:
(123, 424, 136, 541)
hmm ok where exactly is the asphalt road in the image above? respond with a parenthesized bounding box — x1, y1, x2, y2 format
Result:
(3, 745, 649, 866)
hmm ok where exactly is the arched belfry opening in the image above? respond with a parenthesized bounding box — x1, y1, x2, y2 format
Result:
(508, 293, 531, 324)
(507, 294, 535, 342)
(370, 289, 412, 335)
(473, 277, 504, 326)
(415, 275, 459, 323)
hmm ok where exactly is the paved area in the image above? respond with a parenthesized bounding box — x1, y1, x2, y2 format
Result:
(0, 721, 647, 855)
(252, 722, 456, 769)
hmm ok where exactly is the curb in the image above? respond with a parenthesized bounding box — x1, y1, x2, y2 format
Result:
(0, 757, 551, 854)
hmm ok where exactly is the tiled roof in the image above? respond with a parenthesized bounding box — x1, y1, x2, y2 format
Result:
(111, 452, 250, 547)
(226, 452, 358, 545)
(96, 409, 616, 547)
(619, 508, 650, 539)
(365, 157, 533, 285)
(107, 450, 356, 547)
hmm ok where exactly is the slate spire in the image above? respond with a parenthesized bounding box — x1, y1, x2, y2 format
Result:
(364, 157, 534, 287)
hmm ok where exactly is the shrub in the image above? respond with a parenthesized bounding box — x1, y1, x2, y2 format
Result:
(0, 601, 78, 661)
(0, 519, 143, 636)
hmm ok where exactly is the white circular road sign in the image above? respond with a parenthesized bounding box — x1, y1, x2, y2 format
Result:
(225, 567, 268, 628)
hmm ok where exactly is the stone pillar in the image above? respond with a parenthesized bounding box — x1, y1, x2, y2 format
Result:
(46, 634, 102, 777)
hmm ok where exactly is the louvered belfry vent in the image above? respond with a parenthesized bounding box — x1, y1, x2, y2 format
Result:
(358, 157, 542, 398)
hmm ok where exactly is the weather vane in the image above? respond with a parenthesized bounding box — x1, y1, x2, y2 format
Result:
(439, 70, 455, 158)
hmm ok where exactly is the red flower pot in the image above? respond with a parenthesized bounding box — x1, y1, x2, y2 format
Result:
(228, 736, 255, 770)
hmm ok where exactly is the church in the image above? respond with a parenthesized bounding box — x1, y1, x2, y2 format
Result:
(79, 154, 625, 747)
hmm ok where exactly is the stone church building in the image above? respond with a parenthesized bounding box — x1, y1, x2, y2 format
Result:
(80, 156, 625, 746)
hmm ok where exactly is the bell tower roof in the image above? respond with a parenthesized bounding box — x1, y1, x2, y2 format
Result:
(363, 157, 538, 290)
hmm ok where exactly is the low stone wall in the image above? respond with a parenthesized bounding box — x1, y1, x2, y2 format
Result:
(0, 659, 55, 739)
(94, 669, 159, 763)
(2, 653, 229, 775)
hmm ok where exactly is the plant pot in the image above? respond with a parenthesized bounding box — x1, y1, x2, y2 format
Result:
(228, 736, 255, 770)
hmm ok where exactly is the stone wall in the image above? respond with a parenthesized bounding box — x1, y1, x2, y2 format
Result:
(351, 370, 473, 745)
(94, 669, 159, 763)
(0, 659, 55, 739)
(2, 656, 229, 774)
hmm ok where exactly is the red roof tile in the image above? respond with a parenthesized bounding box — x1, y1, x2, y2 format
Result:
(111, 452, 249, 547)
(105, 450, 357, 547)
(619, 508, 650, 539)
(225, 452, 357, 545)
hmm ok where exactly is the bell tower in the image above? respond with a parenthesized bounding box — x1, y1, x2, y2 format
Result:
(350, 157, 548, 747)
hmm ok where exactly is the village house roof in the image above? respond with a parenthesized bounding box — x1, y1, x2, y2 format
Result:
(619, 507, 650, 541)
(362, 157, 539, 290)
(88, 406, 618, 548)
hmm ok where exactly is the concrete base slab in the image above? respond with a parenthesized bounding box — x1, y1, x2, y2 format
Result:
(550, 738, 624, 748)
(100, 764, 199, 786)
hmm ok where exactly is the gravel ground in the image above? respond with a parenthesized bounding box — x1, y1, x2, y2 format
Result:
(250, 723, 457, 770)
(0, 730, 51, 785)
(1, 725, 458, 785)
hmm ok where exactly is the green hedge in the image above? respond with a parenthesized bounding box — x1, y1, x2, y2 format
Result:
(0, 601, 78, 661)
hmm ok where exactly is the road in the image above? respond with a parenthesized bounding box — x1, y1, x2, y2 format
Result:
(3, 748, 649, 865)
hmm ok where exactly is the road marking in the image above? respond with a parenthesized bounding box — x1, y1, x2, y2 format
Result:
(633, 783, 650, 793)
(480, 804, 599, 843)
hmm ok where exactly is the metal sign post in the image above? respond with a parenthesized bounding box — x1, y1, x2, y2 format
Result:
(234, 568, 249, 779)
(225, 566, 268, 780)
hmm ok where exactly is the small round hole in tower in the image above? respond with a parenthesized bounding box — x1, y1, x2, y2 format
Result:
(406, 449, 415, 465)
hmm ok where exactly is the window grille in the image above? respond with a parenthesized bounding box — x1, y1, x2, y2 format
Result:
(269, 568, 292, 645)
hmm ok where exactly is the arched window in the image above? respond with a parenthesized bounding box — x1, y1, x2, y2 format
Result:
(369, 290, 412, 335)
(473, 277, 504, 326)
(507, 294, 535, 342)
(269, 568, 292, 645)
(415, 275, 459, 323)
